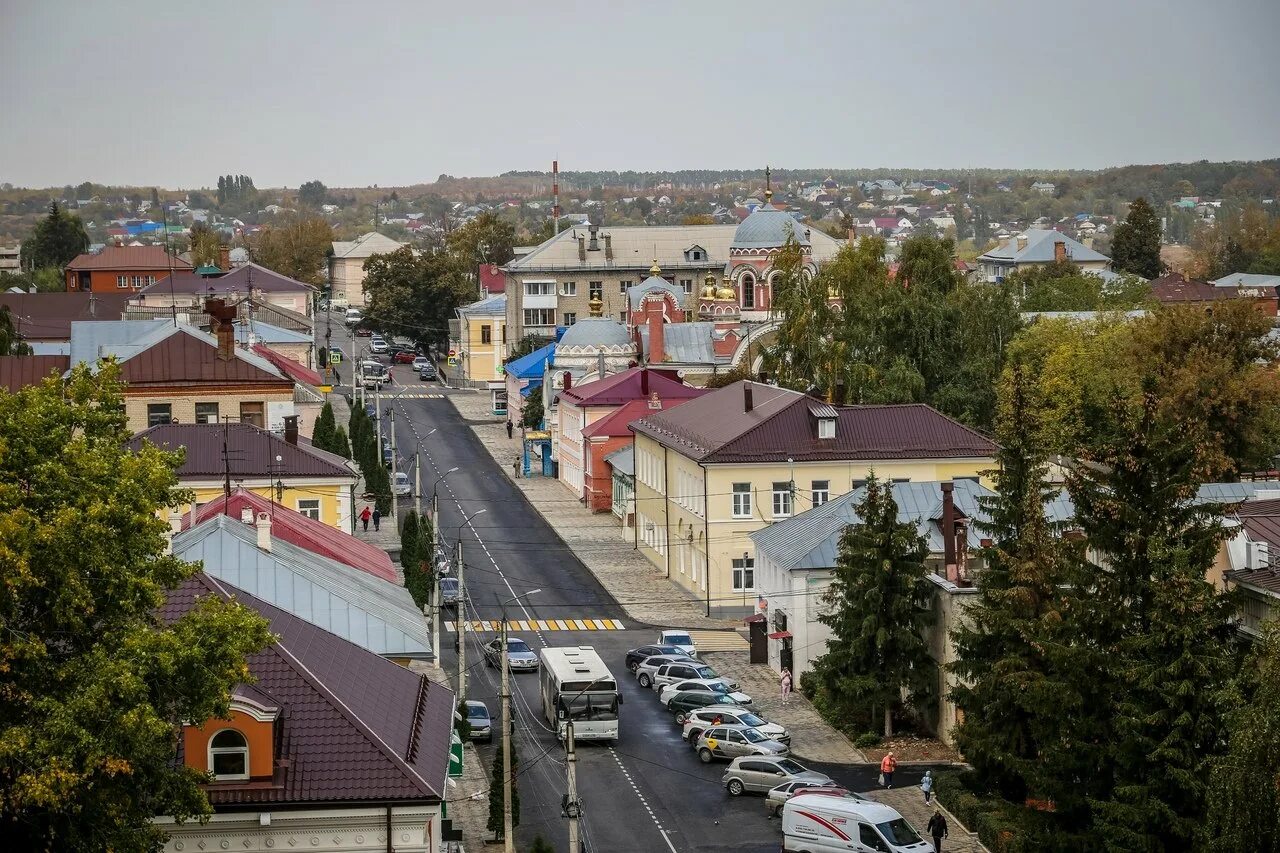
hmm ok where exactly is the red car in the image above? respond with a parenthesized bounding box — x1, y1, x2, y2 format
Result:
(392, 350, 420, 364)
(354, 326, 372, 337)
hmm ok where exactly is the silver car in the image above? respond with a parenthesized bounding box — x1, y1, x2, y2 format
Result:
(464, 700, 492, 743)
(695, 724, 789, 763)
(484, 636, 539, 671)
(635, 655, 691, 689)
(682, 706, 789, 747)
(721, 756, 833, 796)
(651, 660, 737, 692)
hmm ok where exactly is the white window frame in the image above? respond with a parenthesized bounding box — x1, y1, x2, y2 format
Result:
(732, 556, 756, 592)
(732, 483, 752, 519)
(812, 480, 829, 506)
(562, 312, 577, 326)
(619, 280, 632, 294)
(296, 499, 321, 520)
(116, 275, 128, 288)
(818, 418, 836, 439)
(524, 281, 553, 296)
(772, 482, 792, 518)
(560, 282, 577, 296)
(680, 278, 693, 293)
(208, 728, 250, 782)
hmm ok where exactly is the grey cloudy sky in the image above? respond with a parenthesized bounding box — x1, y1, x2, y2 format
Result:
(2, 0, 1277, 189)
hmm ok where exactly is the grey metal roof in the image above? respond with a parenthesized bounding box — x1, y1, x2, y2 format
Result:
(628, 275, 686, 308)
(1197, 481, 1280, 504)
(331, 231, 406, 259)
(459, 294, 507, 316)
(977, 229, 1110, 264)
(604, 444, 634, 476)
(67, 319, 173, 368)
(732, 208, 811, 249)
(639, 322, 717, 364)
(234, 320, 312, 345)
(1212, 272, 1280, 289)
(557, 317, 634, 349)
(173, 516, 433, 659)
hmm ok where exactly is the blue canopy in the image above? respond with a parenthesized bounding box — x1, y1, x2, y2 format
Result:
(520, 379, 543, 397)
(505, 342, 554, 380)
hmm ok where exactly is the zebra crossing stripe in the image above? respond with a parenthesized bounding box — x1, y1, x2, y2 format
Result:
(443, 618, 627, 633)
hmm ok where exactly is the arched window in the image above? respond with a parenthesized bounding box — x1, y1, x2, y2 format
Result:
(740, 272, 756, 310)
(209, 729, 249, 781)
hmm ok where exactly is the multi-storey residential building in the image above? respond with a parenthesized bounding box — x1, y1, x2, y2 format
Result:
(450, 294, 508, 409)
(0, 242, 20, 275)
(629, 381, 999, 616)
(976, 228, 1109, 282)
(64, 245, 193, 293)
(328, 231, 405, 308)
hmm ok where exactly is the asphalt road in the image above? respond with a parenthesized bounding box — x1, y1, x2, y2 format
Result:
(324, 317, 938, 853)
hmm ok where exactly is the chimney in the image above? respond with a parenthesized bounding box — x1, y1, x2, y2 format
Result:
(165, 509, 182, 554)
(997, 235, 1010, 249)
(562, 372, 572, 391)
(941, 481, 957, 581)
(648, 313, 665, 364)
(588, 223, 600, 252)
(205, 298, 237, 361)
(1016, 235, 1028, 252)
(640, 368, 649, 396)
(88, 292, 97, 318)
(218, 245, 231, 271)
(283, 415, 298, 445)
(603, 233, 613, 260)
(240, 506, 254, 524)
(577, 235, 586, 261)
(255, 511, 272, 552)
(1054, 240, 1067, 262)
(743, 381, 754, 412)
(597, 350, 605, 380)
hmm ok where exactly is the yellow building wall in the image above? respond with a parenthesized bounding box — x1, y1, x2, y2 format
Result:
(186, 482, 351, 529)
(460, 315, 507, 382)
(125, 389, 298, 435)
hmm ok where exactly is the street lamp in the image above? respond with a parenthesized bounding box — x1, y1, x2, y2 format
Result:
(411, 429, 439, 517)
(454, 508, 487, 702)
(426, 463, 460, 658)
(499, 588, 541, 853)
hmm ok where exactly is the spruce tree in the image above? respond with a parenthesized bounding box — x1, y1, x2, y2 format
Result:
(400, 511, 422, 604)
(331, 425, 352, 460)
(1110, 197, 1163, 279)
(313, 402, 336, 453)
(487, 739, 519, 839)
(811, 473, 934, 736)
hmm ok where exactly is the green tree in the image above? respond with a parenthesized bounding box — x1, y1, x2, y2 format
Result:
(298, 180, 328, 209)
(400, 511, 425, 606)
(23, 202, 89, 270)
(189, 222, 222, 268)
(527, 835, 556, 853)
(811, 474, 934, 736)
(331, 425, 352, 460)
(363, 247, 474, 349)
(251, 216, 333, 285)
(0, 363, 272, 850)
(1110, 196, 1164, 278)
(0, 305, 34, 354)
(313, 401, 336, 453)
(447, 210, 516, 268)
(487, 739, 519, 840)
(1201, 620, 1280, 851)
(520, 388, 544, 429)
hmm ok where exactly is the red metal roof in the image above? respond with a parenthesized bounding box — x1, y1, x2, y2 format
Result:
(118, 330, 291, 387)
(561, 367, 699, 407)
(0, 292, 133, 340)
(479, 263, 506, 294)
(143, 262, 316, 296)
(65, 245, 192, 271)
(582, 395, 702, 439)
(182, 489, 396, 583)
(0, 355, 69, 393)
(163, 573, 452, 804)
(251, 344, 324, 386)
(129, 423, 353, 480)
(1149, 272, 1234, 303)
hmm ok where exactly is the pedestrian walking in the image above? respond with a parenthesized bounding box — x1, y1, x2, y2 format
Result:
(506, 419, 514, 439)
(372, 507, 382, 532)
(359, 505, 372, 532)
(513, 456, 521, 478)
(927, 810, 948, 853)
(780, 668, 793, 704)
(880, 751, 897, 788)
(921, 769, 934, 803)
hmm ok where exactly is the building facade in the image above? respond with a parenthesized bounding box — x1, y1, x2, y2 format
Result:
(976, 228, 1110, 283)
(64, 245, 193, 293)
(329, 231, 405, 308)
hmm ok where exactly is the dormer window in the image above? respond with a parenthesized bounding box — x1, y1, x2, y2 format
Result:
(818, 417, 836, 439)
(208, 729, 250, 781)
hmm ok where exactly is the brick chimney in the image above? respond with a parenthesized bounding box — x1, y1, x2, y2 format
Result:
(206, 298, 237, 361)
(588, 223, 600, 252)
(1016, 235, 1029, 252)
(283, 415, 299, 445)
(743, 381, 754, 412)
(255, 511, 272, 552)
(577, 235, 586, 261)
(640, 368, 649, 396)
(942, 481, 957, 581)
(218, 245, 231, 271)
(647, 313, 665, 364)
(1054, 240, 1067, 262)
(603, 233, 613, 260)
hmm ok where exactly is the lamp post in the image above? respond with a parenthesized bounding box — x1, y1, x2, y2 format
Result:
(413, 429, 439, 517)
(455, 508, 487, 701)
(428, 465, 459, 656)
(500, 589, 541, 853)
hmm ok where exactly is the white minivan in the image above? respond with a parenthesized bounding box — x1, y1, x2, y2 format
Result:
(782, 794, 931, 853)
(344, 308, 362, 327)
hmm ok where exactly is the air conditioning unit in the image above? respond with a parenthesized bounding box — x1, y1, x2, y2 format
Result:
(1247, 540, 1270, 570)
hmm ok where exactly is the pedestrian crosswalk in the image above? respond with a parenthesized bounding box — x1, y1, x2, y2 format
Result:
(396, 392, 446, 399)
(685, 629, 751, 652)
(445, 618, 626, 633)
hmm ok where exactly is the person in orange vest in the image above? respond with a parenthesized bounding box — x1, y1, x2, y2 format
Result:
(880, 751, 897, 789)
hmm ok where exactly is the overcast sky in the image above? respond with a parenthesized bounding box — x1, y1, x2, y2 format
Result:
(2, 0, 1277, 189)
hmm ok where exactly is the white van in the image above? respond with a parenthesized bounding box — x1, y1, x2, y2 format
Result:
(344, 308, 362, 327)
(782, 794, 931, 853)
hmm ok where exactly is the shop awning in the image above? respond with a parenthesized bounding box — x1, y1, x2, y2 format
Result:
(743, 614, 766, 624)
(768, 630, 792, 640)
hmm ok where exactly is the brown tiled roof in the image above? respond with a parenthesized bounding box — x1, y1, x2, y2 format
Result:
(117, 330, 291, 387)
(142, 262, 315, 296)
(0, 355, 70, 393)
(1149, 272, 1233, 303)
(127, 423, 353, 479)
(123, 297, 313, 334)
(1227, 568, 1280, 597)
(65, 245, 192, 271)
(631, 380, 997, 463)
(163, 574, 452, 805)
(0, 292, 133, 340)
(561, 367, 704, 407)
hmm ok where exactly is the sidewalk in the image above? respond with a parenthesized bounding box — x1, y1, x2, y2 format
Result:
(329, 390, 404, 562)
(449, 390, 738, 631)
(863, 788, 988, 853)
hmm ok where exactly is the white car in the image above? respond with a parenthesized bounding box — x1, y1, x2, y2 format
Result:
(412, 356, 430, 371)
(369, 337, 389, 354)
(634, 654, 692, 689)
(651, 660, 736, 692)
(681, 705, 789, 746)
(392, 472, 411, 496)
(658, 678, 752, 707)
(659, 629, 697, 657)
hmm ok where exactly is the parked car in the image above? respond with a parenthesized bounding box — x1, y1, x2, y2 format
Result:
(483, 637, 539, 671)
(658, 679, 752, 708)
(652, 660, 736, 692)
(418, 361, 438, 381)
(364, 402, 378, 421)
(682, 706, 789, 746)
(667, 690, 746, 724)
(344, 308, 362, 327)
(721, 756, 832, 796)
(782, 794, 927, 852)
(391, 349, 419, 364)
(439, 576, 460, 607)
(392, 471, 411, 496)
(412, 356, 431, 371)
(659, 629, 697, 657)
(624, 644, 694, 672)
(764, 782, 860, 818)
(464, 700, 492, 743)
(635, 655, 693, 689)
(695, 724, 789, 763)
(369, 336, 389, 354)
(382, 438, 393, 467)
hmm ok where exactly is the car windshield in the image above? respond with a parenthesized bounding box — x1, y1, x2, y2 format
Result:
(466, 704, 488, 720)
(508, 639, 531, 654)
(692, 665, 718, 678)
(741, 728, 768, 743)
(776, 759, 805, 774)
(877, 819, 924, 845)
(665, 633, 693, 646)
(440, 578, 459, 592)
(739, 713, 767, 727)
(562, 693, 618, 722)
(705, 682, 729, 693)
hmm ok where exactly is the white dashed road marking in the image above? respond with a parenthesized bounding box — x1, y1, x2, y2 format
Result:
(609, 747, 679, 853)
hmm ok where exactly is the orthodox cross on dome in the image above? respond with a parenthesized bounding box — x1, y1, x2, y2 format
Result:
(764, 165, 773, 203)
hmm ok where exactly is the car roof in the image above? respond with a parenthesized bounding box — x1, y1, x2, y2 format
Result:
(787, 794, 898, 821)
(731, 754, 796, 767)
(464, 699, 488, 710)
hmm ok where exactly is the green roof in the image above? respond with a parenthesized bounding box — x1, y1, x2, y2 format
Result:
(195, 265, 222, 276)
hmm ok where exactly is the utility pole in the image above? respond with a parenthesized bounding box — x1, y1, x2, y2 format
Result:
(415, 451, 423, 518)
(501, 602, 514, 853)
(565, 722, 581, 853)
(389, 405, 399, 524)
(430, 490, 441, 654)
(375, 386, 383, 464)
(456, 537, 467, 700)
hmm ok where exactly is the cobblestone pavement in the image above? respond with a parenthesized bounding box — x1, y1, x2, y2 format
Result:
(862, 787, 989, 853)
(703, 649, 867, 764)
(449, 390, 738, 631)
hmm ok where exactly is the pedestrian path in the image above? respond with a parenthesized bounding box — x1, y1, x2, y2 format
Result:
(862, 788, 988, 853)
(445, 617, 626, 632)
(687, 629, 751, 651)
